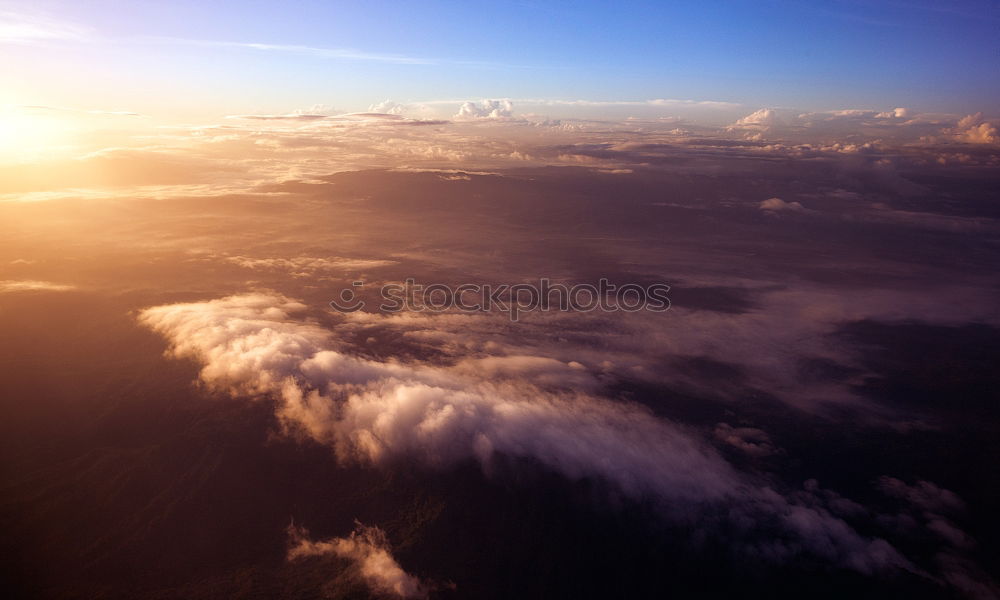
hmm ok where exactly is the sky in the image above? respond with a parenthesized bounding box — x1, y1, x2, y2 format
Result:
(3, 2, 1000, 599)
(2, 0, 999, 121)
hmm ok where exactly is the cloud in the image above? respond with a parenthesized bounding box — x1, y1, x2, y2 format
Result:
(759, 197, 805, 212)
(19, 105, 142, 117)
(223, 255, 397, 275)
(223, 111, 447, 127)
(954, 113, 999, 144)
(877, 477, 965, 514)
(853, 205, 997, 234)
(876, 478, 999, 598)
(0, 147, 242, 193)
(714, 423, 778, 457)
(937, 554, 1000, 600)
(369, 100, 406, 115)
(333, 278, 1000, 425)
(144, 37, 527, 69)
(520, 97, 742, 109)
(0, 280, 75, 293)
(225, 113, 331, 121)
(455, 99, 515, 120)
(876, 107, 912, 119)
(11, 101, 995, 199)
(733, 108, 785, 128)
(138, 294, 737, 503)
(139, 292, 913, 574)
(452, 354, 598, 390)
(356, 97, 744, 123)
(289, 522, 428, 598)
(155, 37, 435, 65)
(0, 10, 92, 44)
(723, 106, 990, 145)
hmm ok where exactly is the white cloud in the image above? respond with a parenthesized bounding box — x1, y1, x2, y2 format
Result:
(289, 522, 427, 598)
(138, 292, 912, 574)
(138, 294, 737, 503)
(455, 99, 514, 120)
(369, 100, 406, 115)
(724, 106, 971, 145)
(733, 108, 784, 128)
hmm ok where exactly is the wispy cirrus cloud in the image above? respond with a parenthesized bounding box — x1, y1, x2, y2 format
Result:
(141, 36, 528, 69)
(136, 35, 451, 65)
(19, 105, 142, 117)
(224, 113, 331, 122)
(172, 38, 435, 65)
(0, 15, 472, 68)
(0, 10, 92, 44)
(222, 255, 397, 275)
(0, 280, 75, 293)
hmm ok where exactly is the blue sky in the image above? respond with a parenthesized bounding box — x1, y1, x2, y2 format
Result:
(1, 0, 998, 119)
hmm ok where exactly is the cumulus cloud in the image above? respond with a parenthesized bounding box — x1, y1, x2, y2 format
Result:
(759, 197, 805, 212)
(953, 113, 999, 144)
(876, 107, 912, 119)
(456, 99, 514, 120)
(722, 106, 989, 145)
(289, 522, 427, 598)
(369, 100, 405, 115)
(733, 108, 784, 128)
(139, 292, 912, 574)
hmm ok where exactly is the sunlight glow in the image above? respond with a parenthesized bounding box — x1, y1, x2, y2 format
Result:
(0, 111, 68, 161)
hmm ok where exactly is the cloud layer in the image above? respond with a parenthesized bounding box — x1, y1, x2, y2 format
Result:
(139, 292, 915, 575)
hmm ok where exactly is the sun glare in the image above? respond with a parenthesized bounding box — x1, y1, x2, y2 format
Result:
(0, 111, 70, 161)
